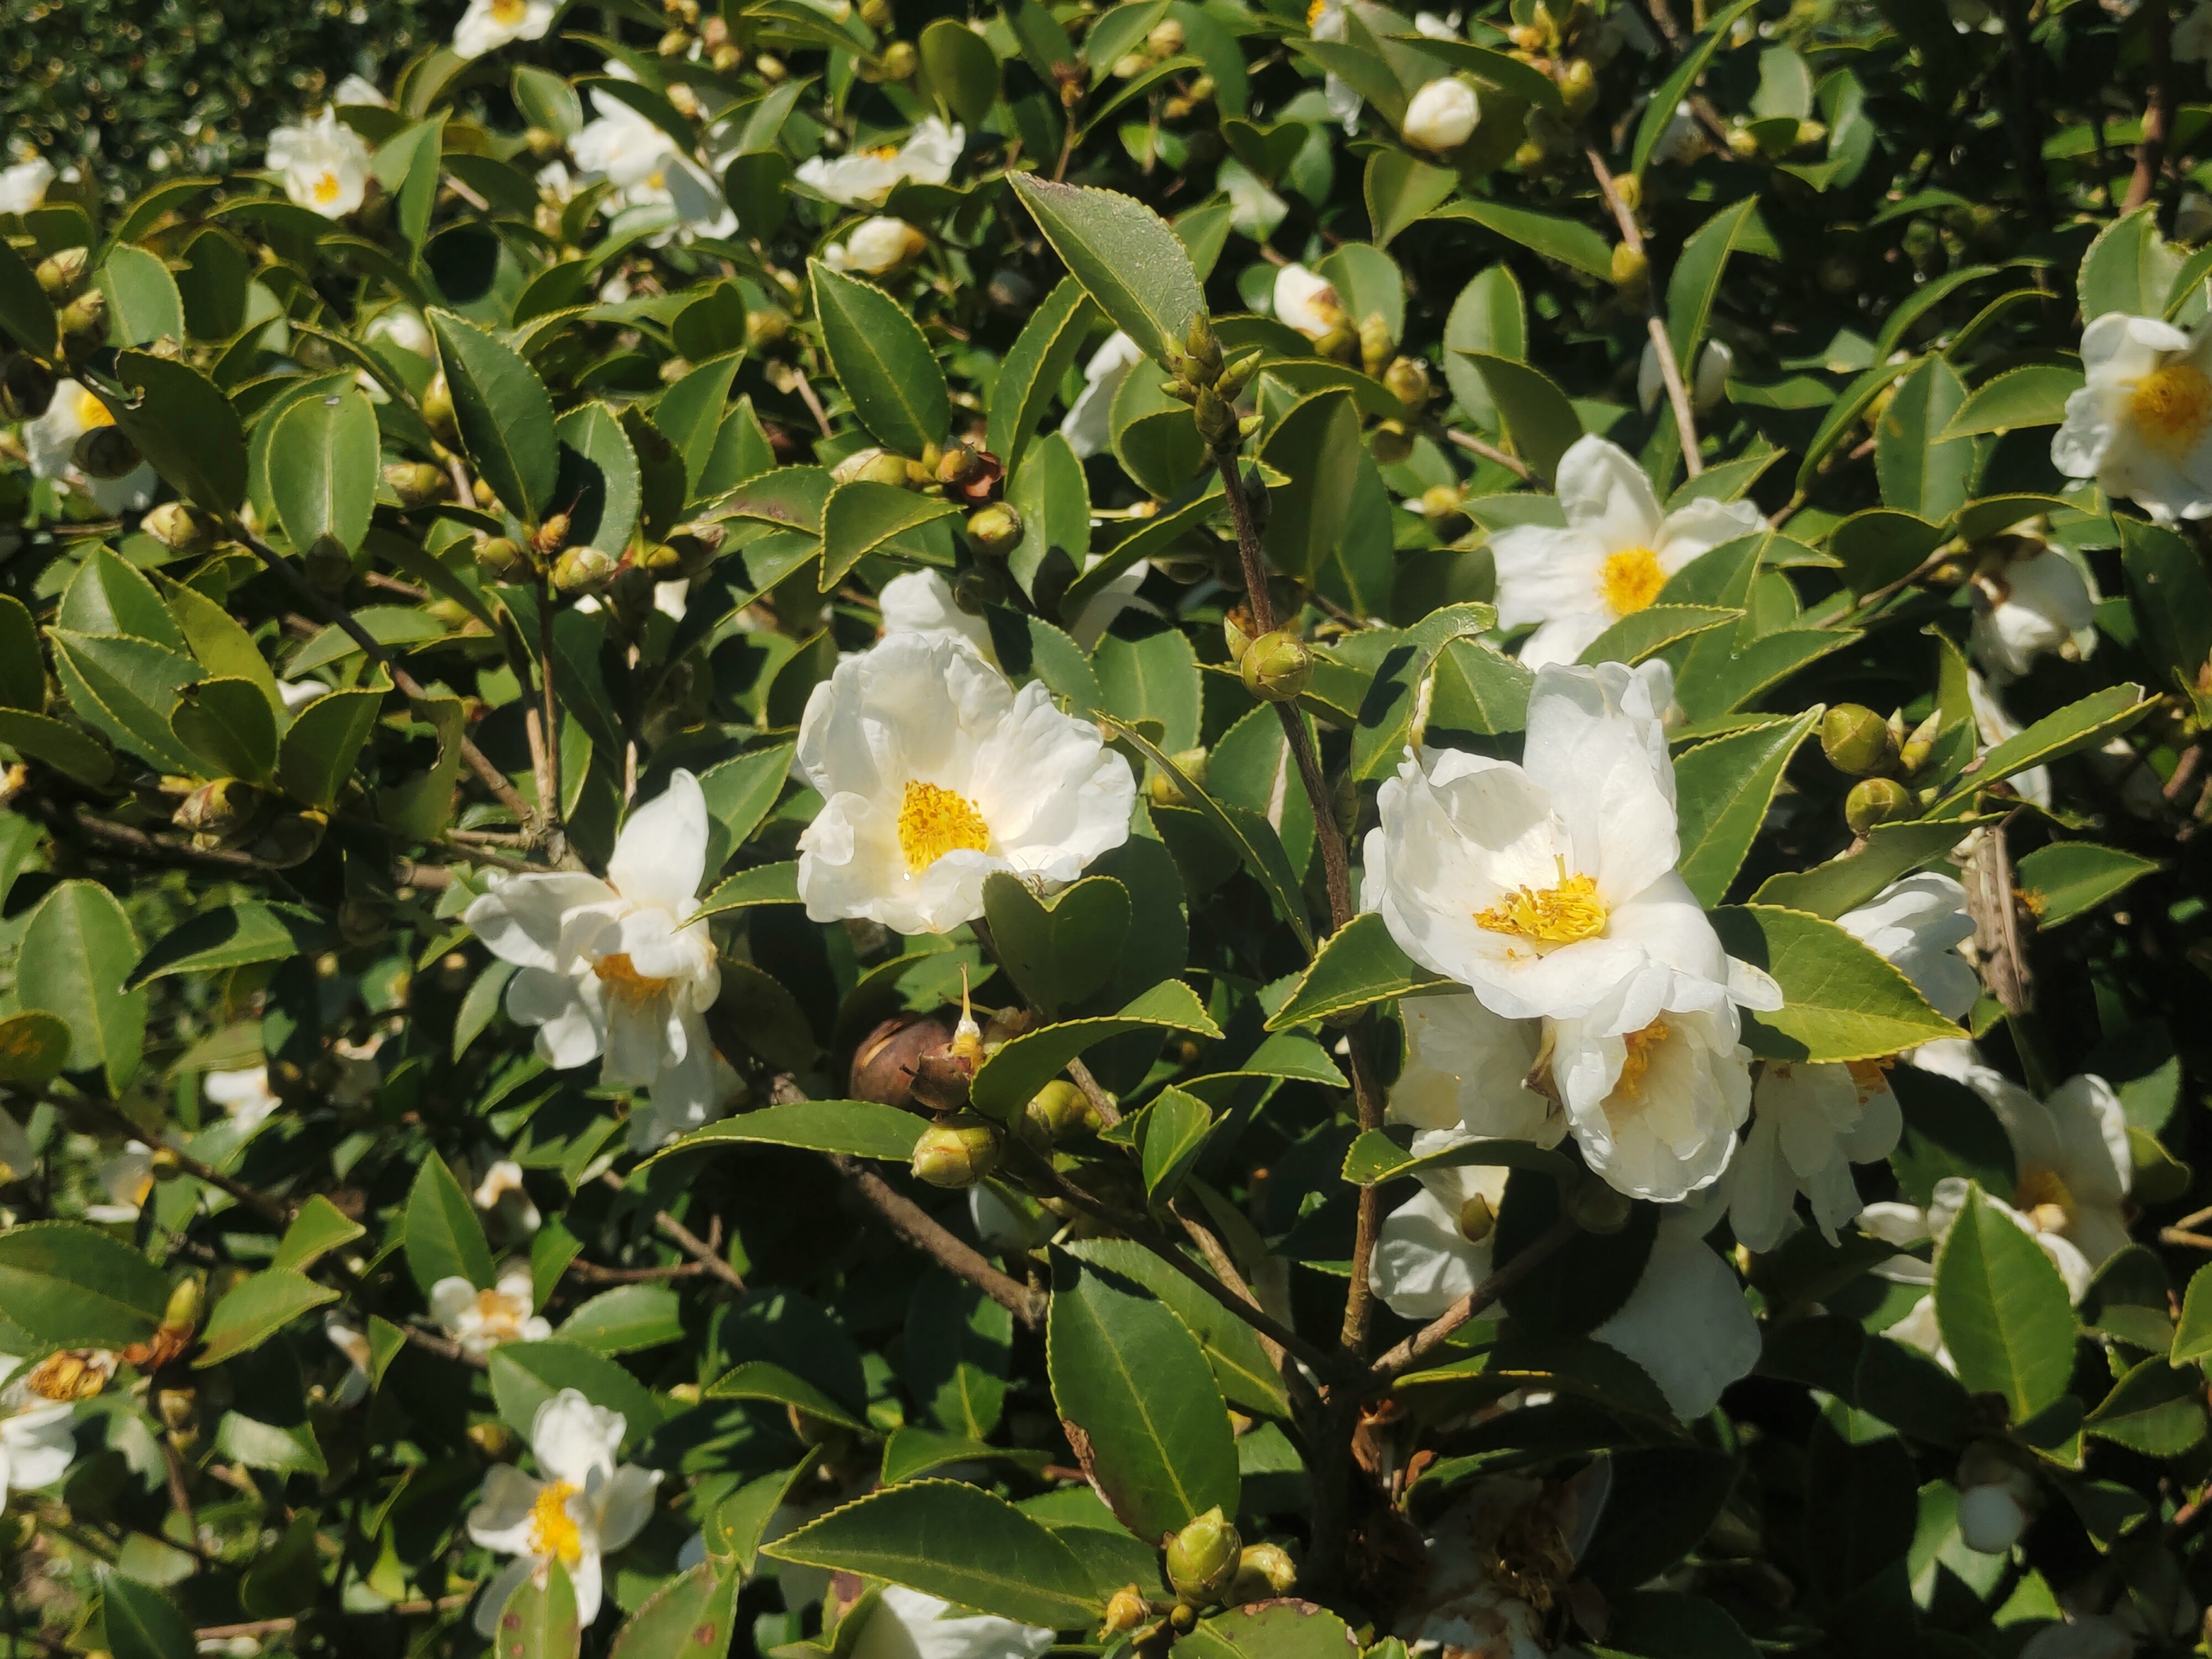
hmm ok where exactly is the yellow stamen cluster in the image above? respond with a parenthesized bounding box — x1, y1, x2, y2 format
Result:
(1613, 1019, 1671, 1103)
(897, 779, 991, 874)
(492, 0, 529, 22)
(23, 1350, 111, 1402)
(1473, 859, 1607, 946)
(75, 388, 113, 430)
(1600, 546, 1666, 617)
(528, 1481, 584, 1565)
(312, 171, 343, 206)
(1844, 1056, 1895, 1101)
(593, 952, 675, 1002)
(2015, 1164, 2076, 1236)
(2129, 363, 2212, 456)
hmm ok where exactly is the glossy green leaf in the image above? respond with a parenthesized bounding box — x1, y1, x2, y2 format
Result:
(1365, 149, 1458, 248)
(983, 872, 1131, 1018)
(1175, 1601, 1360, 1658)
(969, 979, 1222, 1119)
(0, 1010, 73, 1086)
(706, 1358, 869, 1432)
(607, 1564, 738, 1659)
(98, 243, 185, 346)
(489, 1339, 660, 1443)
(559, 1284, 685, 1355)
(1672, 708, 1823, 907)
(1928, 684, 2147, 816)
(429, 308, 557, 523)
(194, 1270, 339, 1367)
(1265, 911, 1453, 1031)
(1631, 0, 1760, 172)
(496, 1556, 581, 1659)
(809, 261, 949, 456)
(276, 684, 385, 810)
(554, 400, 641, 559)
(1426, 198, 1612, 279)
(1937, 363, 2085, 441)
(1875, 356, 1973, 522)
(170, 677, 278, 782)
(403, 1150, 495, 1298)
(1710, 904, 1963, 1062)
(645, 1100, 925, 1166)
(1667, 197, 1761, 372)
(2079, 206, 2181, 322)
(270, 1195, 366, 1275)
(1934, 1182, 2078, 1425)
(128, 901, 333, 988)
(1442, 264, 1525, 430)
(0, 706, 116, 785)
(1464, 352, 1581, 483)
(99, 349, 246, 512)
(2013, 842, 2161, 928)
(1008, 174, 1206, 364)
(1260, 388, 1361, 585)
(820, 479, 959, 589)
(0, 1221, 168, 1350)
(919, 15, 1002, 124)
(2119, 515, 2212, 693)
(0, 236, 57, 358)
(102, 1575, 196, 1659)
(22, 879, 145, 1094)
(48, 628, 200, 773)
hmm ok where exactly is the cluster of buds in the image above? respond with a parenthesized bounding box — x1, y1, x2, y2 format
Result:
(858, 39, 919, 82)
(143, 500, 224, 557)
(850, 976, 1034, 1189)
(1161, 317, 1263, 456)
(1111, 16, 1187, 78)
(1820, 701, 1949, 836)
(831, 441, 1020, 564)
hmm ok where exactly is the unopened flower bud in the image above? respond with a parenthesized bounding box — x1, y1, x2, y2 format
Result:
(1845, 776, 1914, 837)
(35, 247, 88, 300)
(1563, 1173, 1631, 1234)
(532, 512, 573, 557)
(552, 545, 618, 596)
(58, 288, 107, 343)
(1458, 1193, 1495, 1243)
(851, 1013, 956, 1112)
(1368, 419, 1415, 467)
(1166, 1507, 1241, 1607)
(172, 779, 262, 841)
(756, 51, 788, 80)
(476, 535, 533, 582)
(1147, 17, 1186, 56)
(72, 424, 139, 479)
(1403, 76, 1480, 152)
(967, 503, 1024, 557)
(1358, 312, 1395, 379)
(337, 898, 388, 946)
(659, 26, 691, 55)
(1610, 243, 1649, 297)
(712, 41, 744, 70)
(523, 126, 562, 158)
(1898, 709, 1943, 775)
(251, 810, 328, 867)
(143, 500, 220, 555)
(420, 371, 457, 441)
(1821, 703, 1899, 777)
(879, 40, 919, 79)
(1383, 356, 1431, 411)
(1227, 1542, 1297, 1603)
(1147, 747, 1209, 807)
(163, 1277, 202, 1331)
(911, 1117, 1002, 1188)
(1022, 1079, 1094, 1146)
(1239, 632, 1312, 703)
(1313, 323, 1359, 364)
(1725, 125, 1761, 159)
(1559, 56, 1598, 117)
(1613, 171, 1642, 213)
(1100, 1585, 1151, 1639)
(383, 461, 446, 507)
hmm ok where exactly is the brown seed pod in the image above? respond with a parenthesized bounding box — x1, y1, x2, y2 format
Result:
(848, 1013, 954, 1112)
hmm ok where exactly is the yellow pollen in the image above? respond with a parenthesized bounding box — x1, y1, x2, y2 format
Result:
(1306, 0, 1327, 24)
(23, 1352, 107, 1402)
(2015, 1164, 2075, 1235)
(1473, 858, 1607, 946)
(1844, 1056, 1894, 1099)
(864, 144, 900, 160)
(645, 169, 666, 191)
(527, 1481, 584, 1565)
(312, 171, 342, 205)
(2128, 363, 2212, 456)
(1612, 1019, 1671, 1103)
(897, 779, 990, 875)
(492, 0, 528, 20)
(593, 952, 674, 1003)
(75, 389, 113, 430)
(1600, 546, 1666, 616)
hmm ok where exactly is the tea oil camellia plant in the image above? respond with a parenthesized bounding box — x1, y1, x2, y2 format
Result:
(11, 1, 2212, 1657)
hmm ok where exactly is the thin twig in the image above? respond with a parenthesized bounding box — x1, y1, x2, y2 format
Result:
(1363, 1214, 1581, 1391)
(535, 575, 565, 861)
(2127, 1, 2173, 215)
(652, 1211, 747, 1293)
(566, 1256, 716, 1285)
(196, 1595, 471, 1640)
(1438, 424, 1529, 478)
(69, 1094, 292, 1227)
(1168, 1198, 1326, 1417)
(19, 797, 295, 878)
(829, 1154, 1046, 1326)
(1064, 1056, 1122, 1128)
(1587, 147, 1701, 477)
(790, 368, 836, 441)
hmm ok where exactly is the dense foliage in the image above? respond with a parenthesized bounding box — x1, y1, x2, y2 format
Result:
(2, 2, 2211, 1658)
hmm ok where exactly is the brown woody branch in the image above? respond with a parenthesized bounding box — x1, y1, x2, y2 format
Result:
(1587, 147, 1702, 478)
(1362, 1214, 1581, 1392)
(830, 1154, 1047, 1327)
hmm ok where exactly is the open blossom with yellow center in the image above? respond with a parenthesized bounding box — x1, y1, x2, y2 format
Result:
(266, 108, 370, 220)
(1489, 435, 1763, 670)
(465, 771, 725, 1136)
(452, 0, 556, 58)
(794, 631, 1135, 936)
(796, 117, 964, 206)
(25, 378, 155, 514)
(430, 1265, 551, 1358)
(0, 1353, 84, 1502)
(570, 86, 734, 242)
(2054, 312, 2212, 524)
(468, 1390, 659, 1635)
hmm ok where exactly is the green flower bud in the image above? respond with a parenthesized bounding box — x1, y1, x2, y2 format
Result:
(1240, 632, 1312, 703)
(711, 41, 744, 71)
(879, 40, 918, 79)
(383, 461, 447, 507)
(143, 500, 221, 555)
(664, 520, 727, 576)
(251, 810, 328, 868)
(1845, 776, 1914, 837)
(640, 540, 688, 577)
(1215, 347, 1266, 402)
(337, 898, 388, 946)
(1610, 243, 1649, 298)
(1227, 1541, 1298, 1603)
(58, 288, 107, 343)
(1369, 419, 1416, 467)
(420, 371, 457, 442)
(1147, 17, 1185, 55)
(1022, 1078, 1094, 1146)
(532, 512, 573, 557)
(1313, 323, 1359, 364)
(911, 1116, 1002, 1188)
(967, 503, 1024, 557)
(1898, 709, 1943, 776)
(1563, 1173, 1632, 1234)
(148, 1145, 184, 1182)
(552, 545, 620, 596)
(748, 306, 791, 348)
(1100, 1585, 1152, 1639)
(1821, 703, 1900, 777)
(35, 247, 88, 300)
(171, 778, 263, 842)
(72, 424, 139, 480)
(1383, 356, 1432, 410)
(475, 535, 534, 582)
(1184, 316, 1224, 382)
(1358, 312, 1396, 379)
(1146, 747, 1209, 807)
(1559, 55, 1598, 117)
(163, 1276, 204, 1331)
(1457, 1193, 1495, 1243)
(1223, 606, 1256, 663)
(1166, 1507, 1241, 1608)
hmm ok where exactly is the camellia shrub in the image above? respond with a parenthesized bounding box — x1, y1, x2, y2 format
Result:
(4, 1, 2212, 1657)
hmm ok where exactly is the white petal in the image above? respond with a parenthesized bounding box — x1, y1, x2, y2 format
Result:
(1593, 1208, 1759, 1418)
(1553, 435, 1665, 551)
(607, 769, 709, 916)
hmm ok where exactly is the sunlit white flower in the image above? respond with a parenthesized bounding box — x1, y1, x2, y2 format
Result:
(326, 1316, 374, 1407)
(267, 108, 371, 218)
(204, 1066, 281, 1133)
(1970, 545, 2098, 684)
(466, 771, 723, 1120)
(1968, 671, 2051, 808)
(1060, 330, 1147, 459)
(1837, 873, 1978, 1021)
(1638, 337, 1733, 414)
(453, 0, 557, 59)
(468, 1390, 660, 1633)
(1306, 0, 1365, 131)
(332, 74, 389, 107)
(1402, 77, 1479, 153)
(1272, 263, 1344, 342)
(1387, 992, 1562, 1149)
(474, 1159, 543, 1237)
(1219, 158, 1288, 243)
(794, 632, 1135, 935)
(1413, 11, 1461, 39)
(796, 118, 963, 206)
(432, 1264, 552, 1357)
(572, 94, 734, 240)
(0, 155, 54, 215)
(86, 1140, 155, 1223)
(847, 1585, 1054, 1659)
(1550, 981, 1751, 1203)
(1726, 1060, 1900, 1252)
(1956, 1441, 2038, 1554)
(1394, 1467, 1608, 1658)
(2052, 313, 2212, 524)
(1370, 1136, 1512, 1319)
(26, 378, 158, 514)
(0, 1354, 87, 1501)
(627, 1050, 745, 1152)
(1489, 435, 1763, 670)
(366, 307, 433, 356)
(1591, 1204, 1761, 1417)
(1651, 101, 1704, 165)
(879, 567, 994, 659)
(827, 216, 925, 275)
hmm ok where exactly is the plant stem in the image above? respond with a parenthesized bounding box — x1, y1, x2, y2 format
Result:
(1585, 147, 1702, 478)
(536, 574, 565, 860)
(1362, 1214, 1580, 1391)
(652, 1209, 748, 1293)
(70, 1093, 293, 1226)
(830, 1154, 1047, 1326)
(2127, 0, 2175, 214)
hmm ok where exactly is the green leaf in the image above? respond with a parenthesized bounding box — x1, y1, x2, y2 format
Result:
(403, 1150, 495, 1298)
(22, 879, 145, 1094)
(905, 1269, 1014, 1438)
(983, 871, 1131, 1018)
(194, 1270, 339, 1368)
(705, 1358, 870, 1432)
(277, 685, 385, 810)
(987, 277, 1094, 472)
(1175, 1601, 1361, 1658)
(1365, 150, 1458, 249)
(2079, 206, 2182, 322)
(1340, 1124, 1572, 1186)
(1794, 357, 1917, 493)
(1063, 1237, 1286, 1418)
(1668, 197, 1761, 372)
(48, 629, 201, 773)
(128, 901, 335, 988)
(1590, 1592, 1760, 1659)
(1631, 0, 1760, 173)
(0, 706, 116, 786)
(656, 354, 741, 498)
(764, 1480, 1100, 1629)
(608, 1564, 738, 1659)
(1008, 174, 1206, 364)
(2173, 1262, 2212, 1364)
(374, 116, 446, 250)
(1826, 507, 1945, 598)
(0, 1010, 73, 1086)
(1934, 1183, 2078, 1425)
(1928, 684, 2147, 816)
(1464, 352, 1581, 484)
(820, 480, 959, 589)
(496, 1556, 581, 1659)
(1710, 905, 1963, 1062)
(170, 677, 278, 782)
(1047, 1251, 1239, 1540)
(1271, 914, 1456, 1039)
(1260, 389, 1362, 584)
(270, 1195, 366, 1275)
(1672, 708, 1823, 907)
(1750, 817, 1990, 917)
(97, 243, 186, 347)
(0, 595, 41, 711)
(1875, 356, 1973, 522)
(1576, 604, 1740, 668)
(98, 350, 246, 512)
(2083, 1354, 2205, 1455)
(693, 861, 802, 921)
(1936, 363, 2085, 441)
(102, 1575, 196, 1659)
(919, 15, 1003, 126)
(2013, 842, 2161, 928)
(1139, 1085, 1214, 1206)
(1425, 199, 1613, 280)
(809, 261, 950, 456)
(644, 1100, 925, 1166)
(429, 309, 557, 524)
(970, 979, 1222, 1119)
(1442, 265, 1525, 431)
(2119, 515, 2212, 694)
(554, 400, 642, 560)
(0, 1221, 169, 1350)
(60, 546, 186, 648)
(558, 1283, 686, 1355)
(269, 387, 378, 555)
(0, 236, 57, 358)
(489, 1340, 661, 1443)
(1093, 623, 1201, 753)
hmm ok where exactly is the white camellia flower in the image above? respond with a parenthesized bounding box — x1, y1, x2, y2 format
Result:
(453, 0, 558, 59)
(827, 216, 926, 275)
(1956, 1442, 2038, 1554)
(86, 1141, 155, 1223)
(332, 74, 389, 107)
(1370, 1136, 1512, 1319)
(325, 1317, 374, 1408)
(571, 95, 733, 241)
(1590, 1204, 1761, 1417)
(1305, 0, 1365, 131)
(846, 1585, 1055, 1659)
(1639, 337, 1733, 414)
(27, 378, 158, 514)
(267, 108, 371, 218)
(1837, 872, 1979, 1020)
(468, 1390, 660, 1634)
(0, 154, 54, 215)
(1272, 263, 1344, 341)
(794, 631, 1135, 935)
(465, 770, 723, 1121)
(1394, 1466, 1609, 1658)
(432, 1264, 552, 1357)
(1969, 545, 2098, 684)
(1060, 330, 1147, 458)
(366, 307, 434, 356)
(2051, 313, 2212, 524)
(475, 1159, 543, 1237)
(878, 568, 996, 660)
(796, 118, 963, 206)
(1388, 992, 1563, 1148)
(1968, 671, 2052, 809)
(205, 1066, 281, 1133)
(1489, 435, 1764, 670)
(1401, 77, 1480, 153)
(0, 1358, 81, 1502)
